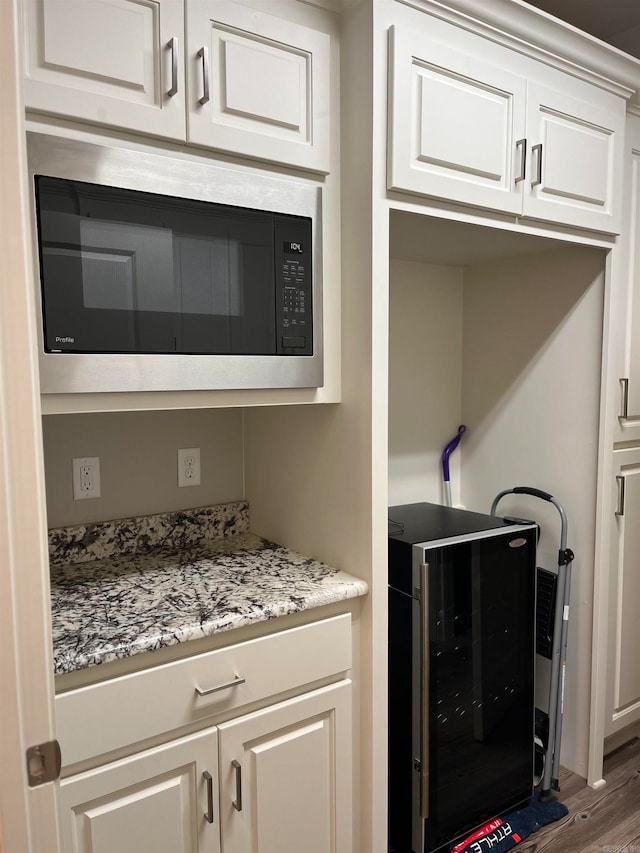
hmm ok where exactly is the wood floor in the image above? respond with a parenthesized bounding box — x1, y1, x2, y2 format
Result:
(517, 738, 640, 852)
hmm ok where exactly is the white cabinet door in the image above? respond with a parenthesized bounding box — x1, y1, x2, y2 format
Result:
(218, 680, 352, 853)
(523, 82, 624, 234)
(388, 26, 526, 215)
(59, 729, 220, 853)
(186, 0, 330, 173)
(23, 0, 186, 140)
(614, 115, 640, 443)
(605, 448, 640, 737)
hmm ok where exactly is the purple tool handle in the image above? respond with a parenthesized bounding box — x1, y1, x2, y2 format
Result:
(441, 425, 466, 481)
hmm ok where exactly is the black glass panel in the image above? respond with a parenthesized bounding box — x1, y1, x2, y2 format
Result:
(35, 176, 277, 355)
(426, 535, 535, 851)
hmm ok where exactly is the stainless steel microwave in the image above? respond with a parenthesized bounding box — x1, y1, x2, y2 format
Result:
(27, 133, 323, 393)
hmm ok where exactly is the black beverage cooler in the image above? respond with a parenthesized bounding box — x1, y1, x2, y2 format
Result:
(388, 503, 536, 853)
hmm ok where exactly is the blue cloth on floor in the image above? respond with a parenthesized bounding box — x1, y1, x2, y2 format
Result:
(451, 792, 569, 852)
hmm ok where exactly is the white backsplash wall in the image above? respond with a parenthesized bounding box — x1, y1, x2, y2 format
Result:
(388, 259, 464, 507)
(42, 408, 245, 528)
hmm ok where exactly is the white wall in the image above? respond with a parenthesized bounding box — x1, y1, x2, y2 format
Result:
(388, 259, 463, 507)
(42, 408, 245, 528)
(461, 245, 606, 776)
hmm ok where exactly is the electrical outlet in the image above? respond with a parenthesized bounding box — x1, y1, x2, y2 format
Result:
(178, 447, 201, 487)
(72, 456, 101, 500)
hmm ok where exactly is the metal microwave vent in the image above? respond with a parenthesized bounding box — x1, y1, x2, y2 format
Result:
(536, 567, 557, 660)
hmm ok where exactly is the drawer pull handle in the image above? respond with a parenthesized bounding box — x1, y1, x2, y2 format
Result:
(616, 475, 626, 517)
(620, 377, 630, 419)
(515, 138, 527, 184)
(531, 143, 543, 188)
(197, 46, 210, 106)
(195, 675, 246, 697)
(232, 760, 243, 811)
(203, 771, 214, 823)
(167, 37, 178, 97)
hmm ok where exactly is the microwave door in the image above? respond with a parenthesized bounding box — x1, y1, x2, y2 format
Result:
(36, 176, 277, 356)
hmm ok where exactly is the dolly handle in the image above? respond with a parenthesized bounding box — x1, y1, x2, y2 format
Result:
(513, 486, 553, 502)
(491, 487, 571, 554)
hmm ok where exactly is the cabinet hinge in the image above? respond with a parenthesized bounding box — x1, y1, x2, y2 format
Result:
(26, 740, 61, 786)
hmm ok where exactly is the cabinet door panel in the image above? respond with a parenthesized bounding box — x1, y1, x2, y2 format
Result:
(59, 730, 220, 853)
(218, 680, 352, 853)
(388, 26, 526, 215)
(24, 0, 185, 140)
(615, 117, 640, 441)
(187, 0, 330, 173)
(606, 449, 640, 736)
(524, 83, 623, 233)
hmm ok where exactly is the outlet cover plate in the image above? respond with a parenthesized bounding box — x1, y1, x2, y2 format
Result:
(178, 447, 201, 487)
(72, 456, 101, 500)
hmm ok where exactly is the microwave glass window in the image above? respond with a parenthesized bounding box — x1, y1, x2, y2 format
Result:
(175, 236, 242, 317)
(78, 219, 175, 314)
(34, 176, 291, 356)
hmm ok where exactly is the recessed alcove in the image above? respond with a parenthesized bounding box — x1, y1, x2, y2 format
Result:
(388, 208, 606, 773)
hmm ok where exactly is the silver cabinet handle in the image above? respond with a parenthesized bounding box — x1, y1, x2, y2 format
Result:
(203, 771, 214, 823)
(419, 561, 429, 819)
(515, 138, 527, 184)
(231, 760, 242, 811)
(531, 143, 543, 187)
(197, 46, 210, 105)
(620, 377, 630, 419)
(616, 475, 626, 517)
(167, 37, 178, 97)
(195, 675, 246, 697)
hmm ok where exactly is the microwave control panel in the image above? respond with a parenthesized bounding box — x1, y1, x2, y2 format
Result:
(274, 215, 313, 356)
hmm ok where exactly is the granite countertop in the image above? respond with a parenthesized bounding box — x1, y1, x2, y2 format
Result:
(49, 503, 368, 675)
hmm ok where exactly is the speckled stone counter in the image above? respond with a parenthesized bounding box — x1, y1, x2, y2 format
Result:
(49, 503, 368, 675)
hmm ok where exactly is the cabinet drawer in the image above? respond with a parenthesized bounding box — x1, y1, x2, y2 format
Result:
(56, 613, 351, 767)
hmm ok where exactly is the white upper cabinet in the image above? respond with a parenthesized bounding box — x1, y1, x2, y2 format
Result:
(388, 27, 526, 216)
(524, 82, 624, 233)
(186, 0, 330, 172)
(614, 114, 640, 443)
(23, 0, 331, 173)
(388, 24, 625, 234)
(23, 0, 186, 140)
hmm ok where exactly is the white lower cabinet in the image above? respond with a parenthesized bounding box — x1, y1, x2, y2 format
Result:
(605, 448, 640, 737)
(218, 680, 352, 853)
(59, 681, 352, 853)
(59, 729, 220, 853)
(56, 616, 354, 851)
